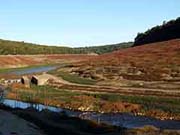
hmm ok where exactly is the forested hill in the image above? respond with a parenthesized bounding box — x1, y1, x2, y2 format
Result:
(0, 39, 133, 55)
(77, 42, 133, 54)
(134, 17, 180, 46)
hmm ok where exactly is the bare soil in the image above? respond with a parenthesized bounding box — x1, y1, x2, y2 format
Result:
(0, 54, 96, 68)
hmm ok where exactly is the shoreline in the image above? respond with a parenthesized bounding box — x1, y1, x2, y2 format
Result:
(3, 97, 180, 121)
(0, 103, 180, 135)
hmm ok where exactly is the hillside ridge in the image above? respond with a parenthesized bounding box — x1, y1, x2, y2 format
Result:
(0, 39, 133, 55)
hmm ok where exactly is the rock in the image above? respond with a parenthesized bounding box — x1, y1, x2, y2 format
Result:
(161, 73, 173, 80)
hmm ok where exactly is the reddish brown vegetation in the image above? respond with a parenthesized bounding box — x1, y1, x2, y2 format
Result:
(75, 39, 180, 81)
(98, 101, 140, 113)
(145, 109, 180, 120)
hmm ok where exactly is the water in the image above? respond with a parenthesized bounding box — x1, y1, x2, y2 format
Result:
(3, 99, 62, 112)
(2, 99, 180, 130)
(1, 65, 180, 130)
(10, 66, 57, 75)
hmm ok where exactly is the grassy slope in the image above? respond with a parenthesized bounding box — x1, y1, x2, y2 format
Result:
(0, 39, 74, 54)
(76, 39, 180, 81)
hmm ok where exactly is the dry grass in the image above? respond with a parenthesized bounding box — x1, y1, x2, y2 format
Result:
(74, 39, 180, 81)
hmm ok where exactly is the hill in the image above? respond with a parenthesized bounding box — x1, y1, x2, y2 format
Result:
(134, 17, 180, 46)
(77, 42, 133, 54)
(0, 39, 133, 55)
(72, 39, 180, 81)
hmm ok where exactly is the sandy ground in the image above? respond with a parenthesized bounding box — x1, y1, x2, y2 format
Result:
(0, 109, 45, 135)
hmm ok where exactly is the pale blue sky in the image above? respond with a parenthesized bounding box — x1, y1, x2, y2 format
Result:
(0, 0, 180, 47)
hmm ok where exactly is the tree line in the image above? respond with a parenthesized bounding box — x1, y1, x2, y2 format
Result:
(134, 17, 180, 46)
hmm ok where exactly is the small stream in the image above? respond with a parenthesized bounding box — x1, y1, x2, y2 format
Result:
(1, 99, 180, 130)
(10, 65, 57, 75)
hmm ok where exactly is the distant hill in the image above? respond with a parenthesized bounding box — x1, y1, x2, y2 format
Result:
(0, 39, 74, 55)
(77, 42, 133, 54)
(134, 17, 180, 46)
(0, 39, 133, 55)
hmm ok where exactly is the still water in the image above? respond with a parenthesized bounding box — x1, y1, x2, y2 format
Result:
(11, 66, 57, 75)
(2, 99, 180, 130)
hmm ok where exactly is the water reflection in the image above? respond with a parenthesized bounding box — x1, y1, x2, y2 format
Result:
(1, 99, 180, 130)
(3, 99, 62, 112)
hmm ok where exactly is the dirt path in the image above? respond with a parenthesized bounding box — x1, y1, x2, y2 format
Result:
(0, 109, 45, 135)
(50, 77, 180, 98)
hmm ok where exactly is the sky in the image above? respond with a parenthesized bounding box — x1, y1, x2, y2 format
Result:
(0, 0, 180, 47)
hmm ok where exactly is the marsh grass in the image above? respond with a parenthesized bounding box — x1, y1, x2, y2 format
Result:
(50, 70, 97, 85)
(7, 85, 180, 114)
(12, 85, 82, 104)
(89, 93, 180, 113)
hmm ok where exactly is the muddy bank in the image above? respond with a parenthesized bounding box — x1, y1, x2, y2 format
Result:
(2, 99, 180, 130)
(0, 104, 180, 135)
(0, 105, 123, 135)
(0, 54, 95, 69)
(0, 109, 44, 135)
